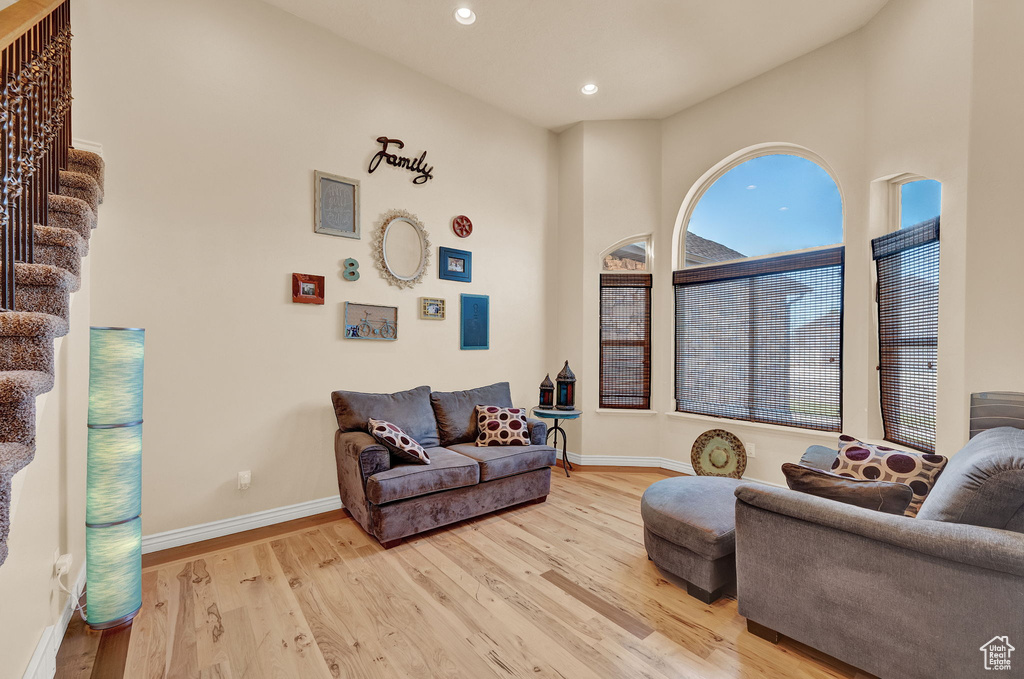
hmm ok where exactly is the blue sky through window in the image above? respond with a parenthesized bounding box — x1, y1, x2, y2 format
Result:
(900, 179, 941, 228)
(687, 154, 843, 260)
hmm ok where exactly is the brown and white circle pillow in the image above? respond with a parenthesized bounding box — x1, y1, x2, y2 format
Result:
(368, 418, 430, 464)
(475, 406, 531, 446)
(833, 436, 947, 517)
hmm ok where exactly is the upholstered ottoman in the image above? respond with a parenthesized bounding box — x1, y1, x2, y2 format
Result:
(641, 476, 745, 603)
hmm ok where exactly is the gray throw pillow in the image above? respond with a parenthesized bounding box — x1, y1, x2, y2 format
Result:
(917, 427, 1024, 532)
(331, 385, 440, 448)
(430, 382, 513, 446)
(782, 463, 914, 515)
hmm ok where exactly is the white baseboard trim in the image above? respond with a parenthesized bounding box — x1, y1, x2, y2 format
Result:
(23, 564, 86, 679)
(71, 138, 103, 156)
(141, 455, 778, 557)
(141, 496, 343, 554)
(562, 451, 784, 488)
(563, 451, 697, 476)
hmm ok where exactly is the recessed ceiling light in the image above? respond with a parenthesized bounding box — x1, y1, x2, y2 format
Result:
(454, 7, 476, 25)
(581, 83, 598, 95)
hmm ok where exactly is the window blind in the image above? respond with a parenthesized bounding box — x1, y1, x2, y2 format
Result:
(599, 273, 652, 409)
(872, 218, 939, 452)
(673, 247, 844, 431)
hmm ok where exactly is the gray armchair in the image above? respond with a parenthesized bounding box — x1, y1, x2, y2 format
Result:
(735, 428, 1024, 679)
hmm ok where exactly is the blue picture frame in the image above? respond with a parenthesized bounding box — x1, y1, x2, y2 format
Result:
(439, 246, 472, 282)
(460, 294, 489, 350)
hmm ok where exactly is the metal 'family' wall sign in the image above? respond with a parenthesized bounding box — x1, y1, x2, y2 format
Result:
(368, 136, 434, 185)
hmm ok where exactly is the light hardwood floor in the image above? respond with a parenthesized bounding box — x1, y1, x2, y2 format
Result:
(61, 471, 869, 678)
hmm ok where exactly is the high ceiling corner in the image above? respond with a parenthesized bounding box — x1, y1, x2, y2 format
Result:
(262, 0, 890, 130)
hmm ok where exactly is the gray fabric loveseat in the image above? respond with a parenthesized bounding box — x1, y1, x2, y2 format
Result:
(735, 427, 1024, 679)
(331, 382, 556, 547)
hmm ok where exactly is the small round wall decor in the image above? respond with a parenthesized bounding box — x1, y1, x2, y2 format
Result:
(452, 215, 473, 238)
(342, 258, 360, 281)
(691, 429, 747, 478)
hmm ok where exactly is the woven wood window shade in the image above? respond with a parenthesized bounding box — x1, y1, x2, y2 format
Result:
(873, 218, 939, 452)
(673, 247, 844, 432)
(599, 274, 652, 409)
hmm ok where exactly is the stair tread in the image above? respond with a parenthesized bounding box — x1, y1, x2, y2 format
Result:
(0, 370, 54, 404)
(59, 169, 102, 212)
(0, 311, 68, 338)
(59, 169, 100, 192)
(68, 149, 105, 199)
(34, 224, 86, 252)
(3, 262, 78, 289)
(0, 441, 34, 474)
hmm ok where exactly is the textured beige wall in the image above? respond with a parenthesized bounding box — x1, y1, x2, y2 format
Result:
(964, 0, 1024, 399)
(579, 120, 662, 457)
(862, 0, 972, 452)
(70, 0, 556, 536)
(0, 256, 91, 679)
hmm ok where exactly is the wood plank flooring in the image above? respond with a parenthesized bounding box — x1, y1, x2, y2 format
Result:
(58, 471, 870, 679)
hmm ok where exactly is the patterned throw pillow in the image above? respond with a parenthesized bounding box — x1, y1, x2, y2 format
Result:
(368, 418, 430, 464)
(475, 406, 531, 446)
(833, 435, 947, 517)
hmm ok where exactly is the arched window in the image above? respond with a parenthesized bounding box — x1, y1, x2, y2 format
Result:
(682, 153, 843, 266)
(672, 148, 844, 431)
(872, 176, 941, 451)
(599, 236, 652, 409)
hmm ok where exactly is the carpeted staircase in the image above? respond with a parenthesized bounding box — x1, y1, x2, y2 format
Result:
(0, 148, 106, 566)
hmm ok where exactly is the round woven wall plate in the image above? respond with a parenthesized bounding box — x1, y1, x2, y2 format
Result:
(691, 429, 747, 478)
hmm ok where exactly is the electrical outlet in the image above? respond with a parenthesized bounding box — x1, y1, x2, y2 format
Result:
(54, 553, 72, 577)
(746, 442, 756, 458)
(238, 470, 251, 490)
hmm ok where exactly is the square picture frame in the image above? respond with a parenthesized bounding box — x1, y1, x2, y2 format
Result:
(344, 302, 398, 341)
(292, 273, 325, 305)
(460, 294, 489, 350)
(314, 170, 360, 239)
(439, 246, 472, 282)
(419, 297, 446, 320)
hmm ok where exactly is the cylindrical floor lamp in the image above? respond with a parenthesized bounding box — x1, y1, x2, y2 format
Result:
(86, 327, 145, 629)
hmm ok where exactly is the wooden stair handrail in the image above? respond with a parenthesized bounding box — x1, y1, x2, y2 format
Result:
(0, 0, 64, 51)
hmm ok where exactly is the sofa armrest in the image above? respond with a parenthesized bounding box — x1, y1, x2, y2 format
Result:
(334, 430, 390, 533)
(526, 417, 547, 446)
(336, 430, 390, 480)
(735, 483, 1024, 576)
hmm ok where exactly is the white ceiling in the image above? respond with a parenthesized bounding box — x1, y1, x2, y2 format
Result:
(263, 0, 889, 130)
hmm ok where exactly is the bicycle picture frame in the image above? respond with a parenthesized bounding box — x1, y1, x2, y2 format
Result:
(344, 302, 398, 341)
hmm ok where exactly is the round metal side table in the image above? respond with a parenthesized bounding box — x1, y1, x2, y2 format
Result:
(532, 408, 582, 477)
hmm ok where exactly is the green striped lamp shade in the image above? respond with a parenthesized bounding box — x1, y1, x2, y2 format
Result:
(86, 327, 145, 630)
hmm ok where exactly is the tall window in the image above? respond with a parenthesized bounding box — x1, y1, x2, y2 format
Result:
(674, 152, 844, 431)
(599, 238, 652, 409)
(873, 179, 940, 452)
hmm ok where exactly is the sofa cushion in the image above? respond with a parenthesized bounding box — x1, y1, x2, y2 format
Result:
(833, 437, 947, 517)
(799, 445, 840, 471)
(475, 406, 531, 446)
(365, 447, 479, 505)
(447, 442, 556, 482)
(368, 418, 430, 465)
(640, 476, 744, 560)
(917, 427, 1024, 532)
(782, 463, 913, 515)
(332, 385, 440, 448)
(430, 382, 513, 446)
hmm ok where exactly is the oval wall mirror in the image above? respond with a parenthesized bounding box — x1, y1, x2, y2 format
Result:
(373, 209, 431, 288)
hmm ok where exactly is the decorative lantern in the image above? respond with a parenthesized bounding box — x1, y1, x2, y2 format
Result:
(538, 374, 554, 409)
(86, 327, 145, 630)
(555, 360, 576, 410)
